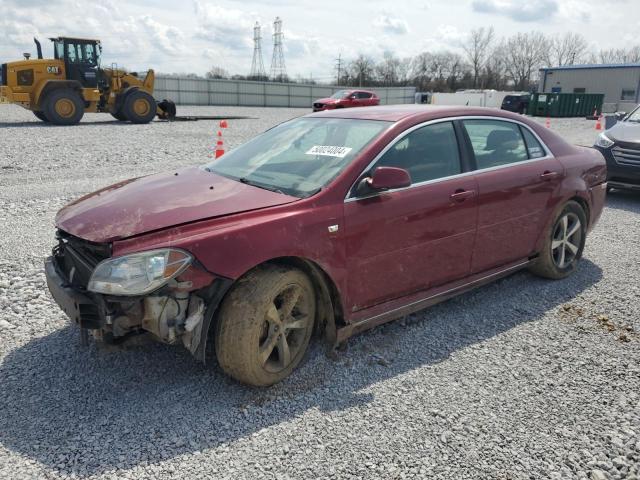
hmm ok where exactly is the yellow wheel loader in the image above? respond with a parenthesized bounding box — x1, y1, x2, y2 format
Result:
(0, 37, 176, 125)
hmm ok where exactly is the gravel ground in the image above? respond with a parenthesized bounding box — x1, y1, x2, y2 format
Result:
(0, 105, 639, 480)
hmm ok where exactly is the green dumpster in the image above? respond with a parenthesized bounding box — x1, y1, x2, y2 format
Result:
(528, 93, 604, 117)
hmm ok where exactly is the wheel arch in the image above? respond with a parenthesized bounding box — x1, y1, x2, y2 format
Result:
(35, 80, 83, 109)
(569, 194, 590, 226)
(196, 255, 345, 364)
(533, 194, 591, 257)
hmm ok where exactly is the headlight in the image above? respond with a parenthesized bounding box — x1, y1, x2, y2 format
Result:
(595, 132, 614, 149)
(88, 249, 192, 296)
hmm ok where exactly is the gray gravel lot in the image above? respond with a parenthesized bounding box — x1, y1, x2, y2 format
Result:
(0, 105, 639, 480)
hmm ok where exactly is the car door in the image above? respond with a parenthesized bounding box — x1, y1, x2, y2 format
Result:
(462, 118, 564, 273)
(360, 92, 374, 106)
(344, 121, 478, 312)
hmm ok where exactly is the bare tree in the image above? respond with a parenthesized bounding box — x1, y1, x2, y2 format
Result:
(375, 52, 401, 86)
(485, 41, 509, 90)
(349, 54, 375, 86)
(503, 32, 547, 90)
(544, 33, 589, 66)
(206, 66, 229, 79)
(411, 52, 433, 91)
(462, 27, 495, 88)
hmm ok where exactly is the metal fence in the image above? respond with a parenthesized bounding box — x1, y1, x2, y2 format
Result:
(153, 76, 416, 108)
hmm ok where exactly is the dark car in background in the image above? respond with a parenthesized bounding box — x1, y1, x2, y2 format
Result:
(312, 89, 379, 112)
(501, 94, 531, 114)
(594, 105, 640, 191)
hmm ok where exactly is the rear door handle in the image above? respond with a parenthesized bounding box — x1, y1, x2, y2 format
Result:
(450, 189, 476, 202)
(540, 171, 560, 181)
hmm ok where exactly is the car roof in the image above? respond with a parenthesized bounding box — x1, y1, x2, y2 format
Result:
(306, 104, 528, 122)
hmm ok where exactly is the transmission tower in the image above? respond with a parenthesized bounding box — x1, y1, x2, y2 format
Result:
(270, 17, 287, 81)
(249, 22, 266, 78)
(335, 53, 343, 85)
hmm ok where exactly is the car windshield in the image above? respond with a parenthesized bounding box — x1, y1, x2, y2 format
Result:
(204, 117, 390, 198)
(626, 106, 640, 122)
(330, 90, 350, 99)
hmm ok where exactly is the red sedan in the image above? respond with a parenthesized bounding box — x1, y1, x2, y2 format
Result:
(312, 89, 379, 111)
(46, 106, 607, 386)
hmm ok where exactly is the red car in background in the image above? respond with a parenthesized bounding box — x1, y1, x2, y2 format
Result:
(46, 106, 607, 387)
(313, 89, 379, 111)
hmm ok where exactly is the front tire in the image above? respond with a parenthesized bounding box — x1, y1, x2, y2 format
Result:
(33, 111, 49, 122)
(215, 266, 316, 387)
(122, 90, 156, 124)
(43, 89, 85, 125)
(529, 201, 587, 280)
(110, 110, 127, 121)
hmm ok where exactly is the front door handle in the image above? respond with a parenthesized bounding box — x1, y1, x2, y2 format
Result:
(450, 189, 476, 202)
(540, 171, 560, 181)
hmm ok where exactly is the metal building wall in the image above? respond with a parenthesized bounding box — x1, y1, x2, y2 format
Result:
(153, 77, 416, 108)
(539, 67, 640, 112)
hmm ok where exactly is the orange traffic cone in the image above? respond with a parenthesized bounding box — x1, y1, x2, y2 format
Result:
(219, 119, 228, 129)
(545, 115, 551, 128)
(595, 114, 602, 131)
(214, 130, 225, 158)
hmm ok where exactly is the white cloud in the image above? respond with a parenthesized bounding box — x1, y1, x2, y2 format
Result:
(472, 0, 559, 22)
(373, 14, 410, 35)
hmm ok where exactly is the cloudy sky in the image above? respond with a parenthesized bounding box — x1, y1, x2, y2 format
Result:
(1, 0, 638, 80)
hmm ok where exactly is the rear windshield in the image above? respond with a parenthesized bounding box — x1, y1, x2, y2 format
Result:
(204, 117, 391, 197)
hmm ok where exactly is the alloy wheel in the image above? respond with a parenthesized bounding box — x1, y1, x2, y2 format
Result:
(551, 212, 582, 269)
(258, 283, 312, 373)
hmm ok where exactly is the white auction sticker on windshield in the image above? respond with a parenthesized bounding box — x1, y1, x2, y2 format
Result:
(306, 145, 352, 158)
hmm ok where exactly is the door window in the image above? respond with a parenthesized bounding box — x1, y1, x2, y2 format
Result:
(358, 92, 372, 99)
(520, 127, 546, 159)
(463, 120, 528, 169)
(374, 121, 461, 184)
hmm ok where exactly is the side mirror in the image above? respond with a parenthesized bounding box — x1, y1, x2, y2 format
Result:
(356, 166, 411, 196)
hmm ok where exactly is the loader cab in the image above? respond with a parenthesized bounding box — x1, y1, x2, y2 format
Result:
(51, 37, 101, 88)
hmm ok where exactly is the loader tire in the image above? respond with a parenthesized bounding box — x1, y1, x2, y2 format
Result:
(43, 89, 84, 125)
(110, 110, 127, 121)
(33, 111, 49, 122)
(122, 90, 156, 124)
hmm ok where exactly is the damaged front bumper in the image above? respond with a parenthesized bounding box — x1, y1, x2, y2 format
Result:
(44, 233, 232, 362)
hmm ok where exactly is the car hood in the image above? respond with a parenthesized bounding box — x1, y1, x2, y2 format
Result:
(606, 121, 640, 143)
(55, 167, 300, 243)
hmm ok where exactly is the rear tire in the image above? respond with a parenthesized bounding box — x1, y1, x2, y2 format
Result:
(529, 201, 587, 280)
(43, 89, 84, 125)
(215, 266, 316, 387)
(33, 111, 49, 122)
(122, 90, 156, 124)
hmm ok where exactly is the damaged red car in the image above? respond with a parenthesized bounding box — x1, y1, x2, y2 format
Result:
(46, 105, 607, 386)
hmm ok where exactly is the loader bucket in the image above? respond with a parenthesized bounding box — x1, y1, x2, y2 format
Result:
(157, 99, 177, 121)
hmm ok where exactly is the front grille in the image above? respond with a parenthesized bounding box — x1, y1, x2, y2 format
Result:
(54, 230, 111, 289)
(612, 145, 640, 167)
(1, 63, 6, 86)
